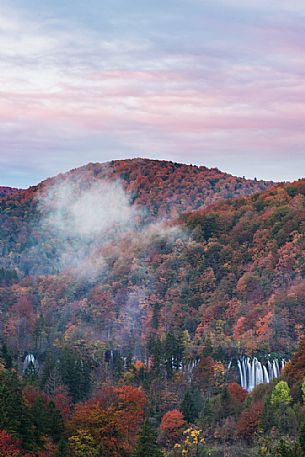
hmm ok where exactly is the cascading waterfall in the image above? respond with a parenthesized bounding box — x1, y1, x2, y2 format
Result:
(263, 365, 269, 383)
(23, 353, 39, 373)
(237, 360, 244, 388)
(237, 357, 286, 392)
(184, 358, 200, 373)
(102, 349, 286, 393)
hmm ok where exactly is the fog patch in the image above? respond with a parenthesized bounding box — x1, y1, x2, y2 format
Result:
(37, 178, 139, 277)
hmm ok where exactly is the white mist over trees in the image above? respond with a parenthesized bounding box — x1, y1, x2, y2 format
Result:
(37, 178, 140, 276)
(36, 175, 184, 281)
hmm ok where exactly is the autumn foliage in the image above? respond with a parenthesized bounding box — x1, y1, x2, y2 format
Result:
(236, 401, 264, 441)
(68, 386, 146, 456)
(0, 431, 23, 457)
(160, 409, 186, 446)
(0, 162, 304, 360)
(228, 383, 248, 403)
(0, 161, 305, 455)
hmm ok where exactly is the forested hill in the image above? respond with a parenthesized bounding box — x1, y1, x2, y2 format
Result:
(0, 162, 304, 456)
(65, 159, 274, 218)
(1, 162, 304, 354)
(0, 158, 274, 275)
(0, 186, 20, 199)
(0, 173, 304, 358)
(0, 158, 273, 220)
(179, 179, 305, 355)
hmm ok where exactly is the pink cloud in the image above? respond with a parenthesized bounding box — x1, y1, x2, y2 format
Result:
(0, 1, 305, 185)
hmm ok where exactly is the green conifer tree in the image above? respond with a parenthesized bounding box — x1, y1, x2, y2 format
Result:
(299, 419, 305, 454)
(181, 388, 202, 423)
(0, 370, 35, 451)
(0, 370, 23, 436)
(133, 420, 164, 457)
(1, 343, 12, 369)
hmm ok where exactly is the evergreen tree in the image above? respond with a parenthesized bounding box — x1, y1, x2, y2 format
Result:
(44, 366, 63, 396)
(113, 350, 124, 381)
(133, 420, 163, 457)
(164, 332, 184, 378)
(47, 401, 65, 443)
(55, 439, 68, 457)
(147, 335, 164, 377)
(30, 397, 47, 447)
(0, 370, 35, 451)
(41, 347, 91, 403)
(29, 397, 65, 447)
(58, 346, 91, 402)
(40, 350, 57, 390)
(181, 388, 202, 423)
(0, 370, 23, 437)
(299, 419, 305, 454)
(220, 386, 232, 418)
(1, 343, 12, 369)
(23, 360, 39, 386)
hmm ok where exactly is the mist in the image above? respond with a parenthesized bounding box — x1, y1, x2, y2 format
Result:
(37, 177, 140, 277)
(37, 175, 184, 280)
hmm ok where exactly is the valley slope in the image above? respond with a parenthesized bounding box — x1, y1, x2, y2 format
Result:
(0, 160, 304, 360)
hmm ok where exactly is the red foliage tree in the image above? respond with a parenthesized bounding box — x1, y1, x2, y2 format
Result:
(236, 401, 264, 442)
(233, 317, 246, 342)
(0, 430, 23, 457)
(53, 386, 72, 421)
(228, 383, 248, 403)
(160, 409, 186, 446)
(116, 385, 146, 447)
(285, 336, 305, 399)
(68, 386, 146, 457)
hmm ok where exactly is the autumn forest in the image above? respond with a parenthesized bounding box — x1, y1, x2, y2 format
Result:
(0, 159, 305, 456)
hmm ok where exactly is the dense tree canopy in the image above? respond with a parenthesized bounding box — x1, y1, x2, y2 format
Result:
(0, 160, 304, 455)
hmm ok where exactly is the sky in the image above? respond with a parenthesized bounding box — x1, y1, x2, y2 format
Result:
(0, 0, 305, 187)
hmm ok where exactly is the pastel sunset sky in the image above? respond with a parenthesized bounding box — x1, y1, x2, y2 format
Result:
(1, 0, 305, 187)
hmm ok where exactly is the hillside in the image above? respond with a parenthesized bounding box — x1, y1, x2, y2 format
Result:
(67, 159, 273, 218)
(180, 180, 305, 355)
(0, 158, 273, 275)
(0, 158, 273, 219)
(0, 186, 19, 199)
(0, 172, 304, 359)
(0, 162, 304, 457)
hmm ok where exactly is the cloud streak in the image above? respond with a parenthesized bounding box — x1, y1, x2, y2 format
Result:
(0, 0, 305, 185)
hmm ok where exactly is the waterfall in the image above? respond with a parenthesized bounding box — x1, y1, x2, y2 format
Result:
(246, 358, 252, 390)
(273, 360, 278, 379)
(268, 360, 273, 381)
(23, 353, 38, 373)
(263, 365, 269, 383)
(250, 358, 256, 391)
(242, 359, 247, 390)
(237, 357, 285, 392)
(256, 360, 264, 386)
(237, 360, 244, 389)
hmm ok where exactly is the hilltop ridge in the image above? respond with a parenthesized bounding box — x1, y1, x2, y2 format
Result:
(0, 158, 274, 219)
